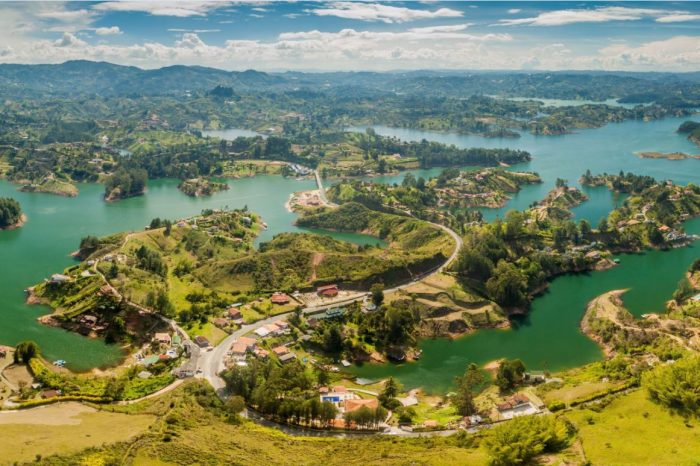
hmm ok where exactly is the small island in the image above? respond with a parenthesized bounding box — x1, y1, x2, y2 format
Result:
(636, 151, 700, 161)
(177, 177, 230, 197)
(678, 121, 700, 146)
(104, 167, 147, 202)
(0, 197, 25, 230)
(18, 174, 79, 197)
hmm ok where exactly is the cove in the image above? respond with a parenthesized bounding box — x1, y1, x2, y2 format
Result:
(349, 115, 699, 223)
(349, 217, 700, 394)
(0, 176, 379, 371)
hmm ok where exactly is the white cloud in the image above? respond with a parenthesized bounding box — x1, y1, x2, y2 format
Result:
(310, 2, 463, 24)
(93, 1, 233, 18)
(497, 6, 683, 26)
(408, 24, 471, 33)
(95, 26, 122, 35)
(168, 28, 221, 33)
(37, 8, 93, 22)
(54, 32, 87, 48)
(592, 36, 700, 69)
(656, 14, 700, 23)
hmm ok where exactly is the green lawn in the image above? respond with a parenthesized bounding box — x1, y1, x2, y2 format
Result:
(566, 389, 700, 465)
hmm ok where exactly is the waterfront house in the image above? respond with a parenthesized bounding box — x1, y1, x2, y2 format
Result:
(49, 274, 70, 285)
(320, 385, 357, 411)
(317, 284, 339, 297)
(345, 398, 379, 414)
(496, 393, 539, 420)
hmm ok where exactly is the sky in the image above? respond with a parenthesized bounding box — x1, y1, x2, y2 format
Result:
(0, 1, 699, 72)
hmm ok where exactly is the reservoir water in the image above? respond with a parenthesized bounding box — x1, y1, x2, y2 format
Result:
(0, 115, 698, 381)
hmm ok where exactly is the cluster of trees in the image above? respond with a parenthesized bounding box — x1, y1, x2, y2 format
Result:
(495, 359, 527, 391)
(104, 167, 147, 200)
(0, 197, 22, 228)
(357, 129, 531, 168)
(221, 358, 339, 428)
(454, 212, 597, 309)
(135, 245, 167, 276)
(13, 341, 40, 364)
(644, 354, 700, 419)
(343, 404, 387, 429)
(581, 170, 657, 194)
(484, 415, 571, 466)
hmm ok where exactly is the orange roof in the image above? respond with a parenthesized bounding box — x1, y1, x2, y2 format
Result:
(271, 292, 290, 304)
(332, 385, 347, 393)
(317, 284, 338, 292)
(272, 346, 289, 355)
(344, 398, 379, 413)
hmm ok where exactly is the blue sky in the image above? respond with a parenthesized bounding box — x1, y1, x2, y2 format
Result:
(1, 1, 699, 71)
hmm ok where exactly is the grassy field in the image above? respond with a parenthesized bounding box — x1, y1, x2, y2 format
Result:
(0, 402, 154, 464)
(36, 381, 488, 466)
(566, 389, 700, 465)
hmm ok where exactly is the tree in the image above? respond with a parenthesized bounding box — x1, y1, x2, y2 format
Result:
(484, 415, 570, 466)
(104, 377, 126, 400)
(643, 355, 700, 418)
(13, 341, 39, 364)
(223, 396, 246, 424)
(453, 363, 484, 416)
(486, 261, 529, 309)
(322, 325, 343, 353)
(370, 283, 385, 307)
(0, 197, 22, 228)
(495, 359, 526, 391)
(378, 377, 402, 409)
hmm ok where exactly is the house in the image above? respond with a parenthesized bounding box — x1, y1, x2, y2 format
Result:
(345, 398, 379, 414)
(253, 348, 270, 359)
(228, 308, 243, 320)
(154, 333, 171, 346)
(213, 317, 228, 328)
(496, 393, 539, 420)
(691, 293, 700, 302)
(659, 225, 671, 233)
(271, 292, 290, 305)
(49, 274, 70, 285)
(254, 326, 271, 338)
(320, 386, 357, 410)
(279, 352, 297, 364)
(317, 284, 339, 298)
(272, 345, 290, 357)
(80, 315, 98, 327)
(40, 389, 61, 399)
(231, 337, 256, 358)
(194, 336, 210, 348)
(585, 251, 601, 260)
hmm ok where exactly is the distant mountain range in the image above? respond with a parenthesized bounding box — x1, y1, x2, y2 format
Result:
(2, 60, 700, 100)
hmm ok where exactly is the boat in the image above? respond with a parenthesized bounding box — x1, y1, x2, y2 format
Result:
(52, 359, 66, 367)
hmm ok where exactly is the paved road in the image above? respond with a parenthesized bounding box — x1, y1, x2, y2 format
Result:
(86, 206, 465, 435)
(199, 217, 463, 403)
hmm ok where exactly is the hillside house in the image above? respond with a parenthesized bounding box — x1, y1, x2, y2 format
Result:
(496, 393, 539, 420)
(317, 284, 339, 297)
(271, 292, 290, 305)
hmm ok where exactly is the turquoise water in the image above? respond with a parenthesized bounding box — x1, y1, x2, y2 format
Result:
(0, 176, 379, 370)
(1, 116, 698, 377)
